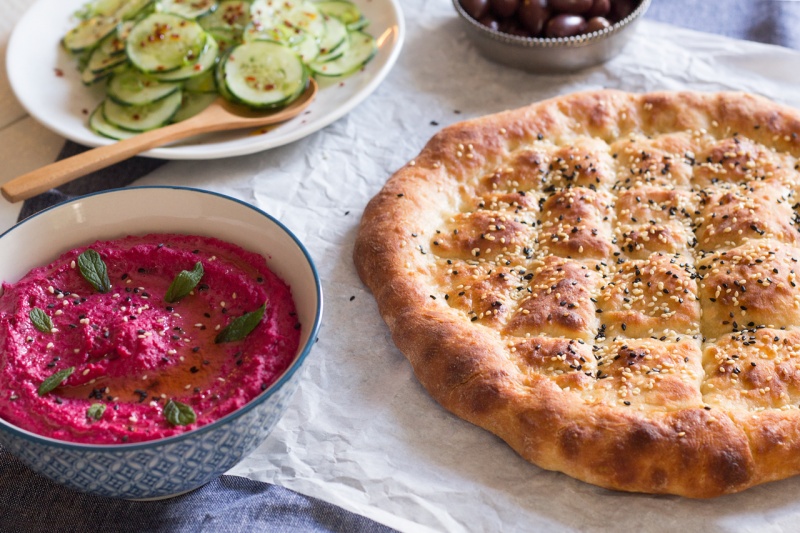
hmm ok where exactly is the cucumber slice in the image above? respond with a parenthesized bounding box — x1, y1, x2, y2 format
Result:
(107, 68, 182, 105)
(207, 28, 239, 52)
(346, 17, 368, 32)
(242, 22, 318, 61)
(87, 41, 128, 73)
(280, 1, 327, 39)
(251, 0, 326, 40)
(248, 0, 282, 25)
(242, 22, 300, 45)
(172, 92, 217, 122)
(151, 35, 219, 81)
(222, 40, 307, 108)
(317, 15, 347, 58)
(116, 0, 156, 19)
(117, 20, 136, 42)
(89, 103, 138, 139)
(312, 42, 344, 64)
(184, 69, 217, 92)
(200, 1, 250, 31)
(103, 89, 183, 131)
(308, 30, 374, 77)
(100, 31, 127, 57)
(89, 0, 128, 16)
(214, 49, 236, 101)
(126, 13, 208, 73)
(63, 16, 120, 52)
(82, 64, 115, 85)
(314, 0, 362, 26)
(291, 33, 321, 63)
(89, 0, 153, 18)
(159, 0, 218, 20)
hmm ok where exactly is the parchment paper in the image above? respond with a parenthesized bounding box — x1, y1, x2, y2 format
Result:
(133, 6, 800, 531)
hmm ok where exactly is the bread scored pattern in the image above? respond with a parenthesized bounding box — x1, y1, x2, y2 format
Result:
(354, 91, 800, 497)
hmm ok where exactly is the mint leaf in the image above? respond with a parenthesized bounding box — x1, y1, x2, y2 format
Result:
(164, 262, 204, 303)
(77, 249, 111, 293)
(87, 403, 106, 421)
(29, 307, 53, 333)
(215, 303, 266, 343)
(164, 400, 196, 426)
(38, 366, 75, 396)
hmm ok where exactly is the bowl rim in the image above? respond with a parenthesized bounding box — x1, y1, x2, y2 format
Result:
(0, 185, 323, 451)
(452, 0, 652, 48)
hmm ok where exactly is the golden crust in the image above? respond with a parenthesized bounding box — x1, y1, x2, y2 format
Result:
(353, 90, 800, 498)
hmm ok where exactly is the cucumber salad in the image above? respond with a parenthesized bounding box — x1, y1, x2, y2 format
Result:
(63, 0, 377, 139)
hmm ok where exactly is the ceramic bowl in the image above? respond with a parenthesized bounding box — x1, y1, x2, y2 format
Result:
(453, 0, 651, 73)
(0, 187, 323, 499)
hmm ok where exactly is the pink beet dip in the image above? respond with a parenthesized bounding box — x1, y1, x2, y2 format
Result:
(0, 234, 301, 444)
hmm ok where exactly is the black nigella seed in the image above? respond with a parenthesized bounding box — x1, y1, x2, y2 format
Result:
(138, 268, 146, 274)
(166, 306, 174, 312)
(192, 249, 199, 254)
(190, 366, 199, 373)
(121, 273, 128, 280)
(192, 347, 200, 352)
(261, 383, 267, 391)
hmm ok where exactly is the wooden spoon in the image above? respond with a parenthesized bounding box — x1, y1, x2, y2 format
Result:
(1, 79, 318, 203)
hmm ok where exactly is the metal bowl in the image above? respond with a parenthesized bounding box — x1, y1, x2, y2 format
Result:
(452, 0, 651, 73)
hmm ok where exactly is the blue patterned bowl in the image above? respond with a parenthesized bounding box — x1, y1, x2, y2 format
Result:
(0, 187, 323, 499)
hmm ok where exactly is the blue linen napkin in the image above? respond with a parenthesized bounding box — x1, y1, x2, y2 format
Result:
(0, 448, 394, 532)
(8, 0, 800, 531)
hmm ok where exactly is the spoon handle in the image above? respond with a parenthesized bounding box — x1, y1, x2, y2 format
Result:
(0, 118, 210, 203)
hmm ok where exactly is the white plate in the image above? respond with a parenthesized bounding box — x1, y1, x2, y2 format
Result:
(6, 0, 404, 160)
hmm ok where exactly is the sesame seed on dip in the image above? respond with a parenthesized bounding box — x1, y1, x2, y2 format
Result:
(0, 234, 300, 444)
